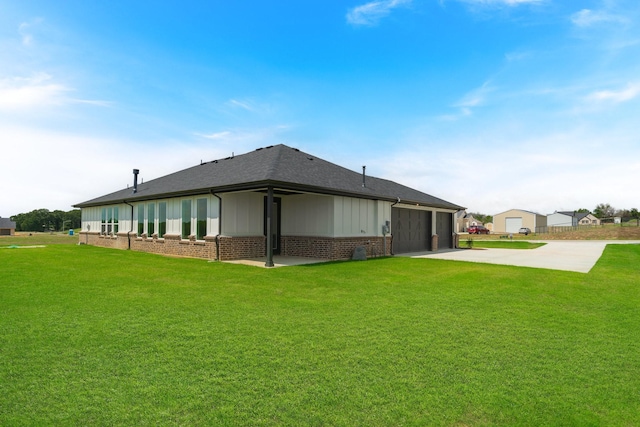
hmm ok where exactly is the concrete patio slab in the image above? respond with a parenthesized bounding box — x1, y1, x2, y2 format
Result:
(400, 241, 640, 273)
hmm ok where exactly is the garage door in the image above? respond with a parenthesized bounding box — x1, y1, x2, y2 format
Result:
(505, 217, 523, 233)
(436, 212, 453, 249)
(392, 208, 432, 254)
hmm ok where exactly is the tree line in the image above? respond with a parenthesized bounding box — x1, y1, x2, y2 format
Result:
(10, 209, 81, 232)
(589, 203, 639, 222)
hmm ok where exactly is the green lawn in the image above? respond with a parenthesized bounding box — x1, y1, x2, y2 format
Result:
(464, 240, 546, 249)
(2, 244, 639, 425)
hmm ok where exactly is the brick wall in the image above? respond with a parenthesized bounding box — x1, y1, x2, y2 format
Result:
(282, 236, 391, 260)
(79, 231, 390, 261)
(79, 231, 218, 260)
(218, 236, 265, 260)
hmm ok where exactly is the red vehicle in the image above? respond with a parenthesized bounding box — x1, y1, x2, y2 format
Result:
(468, 225, 490, 234)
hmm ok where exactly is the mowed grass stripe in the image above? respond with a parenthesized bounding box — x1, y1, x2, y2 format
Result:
(1, 244, 639, 425)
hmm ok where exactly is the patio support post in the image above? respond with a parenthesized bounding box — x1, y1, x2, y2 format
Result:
(265, 186, 274, 267)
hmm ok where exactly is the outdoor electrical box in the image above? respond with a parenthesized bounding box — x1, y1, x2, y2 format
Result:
(382, 222, 390, 235)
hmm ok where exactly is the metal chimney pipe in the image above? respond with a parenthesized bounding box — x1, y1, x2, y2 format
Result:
(133, 169, 139, 193)
(362, 166, 366, 188)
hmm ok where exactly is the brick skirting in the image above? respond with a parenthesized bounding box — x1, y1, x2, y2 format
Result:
(80, 231, 218, 260)
(79, 232, 389, 261)
(282, 236, 391, 260)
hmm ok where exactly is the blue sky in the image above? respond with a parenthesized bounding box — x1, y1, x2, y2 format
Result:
(1, 0, 639, 217)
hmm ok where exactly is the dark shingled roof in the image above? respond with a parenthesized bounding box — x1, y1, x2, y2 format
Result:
(0, 217, 16, 228)
(75, 144, 463, 210)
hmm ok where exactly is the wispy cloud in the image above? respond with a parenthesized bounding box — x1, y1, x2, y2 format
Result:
(18, 18, 43, 46)
(227, 99, 256, 111)
(0, 73, 70, 110)
(346, 0, 412, 26)
(459, 0, 544, 6)
(226, 98, 275, 115)
(195, 131, 233, 140)
(194, 125, 291, 144)
(445, 81, 494, 118)
(0, 73, 111, 111)
(570, 8, 626, 27)
(587, 82, 640, 103)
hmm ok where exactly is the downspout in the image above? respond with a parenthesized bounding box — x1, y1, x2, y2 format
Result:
(265, 186, 274, 267)
(211, 191, 222, 261)
(124, 201, 134, 250)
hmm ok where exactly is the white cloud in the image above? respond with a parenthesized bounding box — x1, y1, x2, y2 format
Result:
(195, 131, 233, 140)
(368, 126, 638, 216)
(441, 81, 494, 119)
(227, 99, 256, 111)
(0, 73, 70, 110)
(194, 125, 291, 145)
(587, 82, 640, 103)
(18, 18, 43, 46)
(459, 0, 544, 6)
(346, 0, 412, 26)
(0, 125, 240, 215)
(570, 8, 626, 27)
(0, 73, 112, 111)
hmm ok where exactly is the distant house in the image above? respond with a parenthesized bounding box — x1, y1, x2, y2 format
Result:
(75, 145, 463, 264)
(578, 213, 600, 226)
(0, 217, 16, 236)
(493, 209, 547, 234)
(456, 211, 484, 233)
(548, 211, 601, 227)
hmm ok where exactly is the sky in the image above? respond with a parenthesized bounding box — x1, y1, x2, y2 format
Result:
(1, 0, 639, 218)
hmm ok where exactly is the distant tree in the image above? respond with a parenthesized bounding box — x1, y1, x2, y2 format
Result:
(593, 203, 615, 219)
(616, 209, 631, 222)
(575, 208, 590, 213)
(10, 208, 82, 232)
(630, 208, 640, 226)
(468, 212, 493, 224)
(66, 209, 81, 229)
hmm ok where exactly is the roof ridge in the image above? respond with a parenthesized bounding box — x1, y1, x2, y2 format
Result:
(264, 144, 286, 179)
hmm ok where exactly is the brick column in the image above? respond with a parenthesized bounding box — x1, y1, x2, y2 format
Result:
(431, 234, 439, 252)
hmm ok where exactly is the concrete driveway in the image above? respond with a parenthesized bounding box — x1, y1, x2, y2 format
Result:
(401, 241, 640, 273)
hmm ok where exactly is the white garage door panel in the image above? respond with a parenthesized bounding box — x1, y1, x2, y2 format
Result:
(505, 217, 523, 233)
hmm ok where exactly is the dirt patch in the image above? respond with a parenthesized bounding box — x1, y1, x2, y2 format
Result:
(470, 225, 640, 241)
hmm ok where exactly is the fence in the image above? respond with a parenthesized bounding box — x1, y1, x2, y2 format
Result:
(536, 223, 638, 234)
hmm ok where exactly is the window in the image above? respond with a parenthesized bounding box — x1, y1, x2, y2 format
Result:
(197, 198, 207, 240)
(182, 200, 191, 239)
(113, 207, 119, 234)
(101, 206, 118, 235)
(107, 207, 113, 234)
(138, 205, 144, 236)
(158, 202, 166, 238)
(147, 203, 155, 236)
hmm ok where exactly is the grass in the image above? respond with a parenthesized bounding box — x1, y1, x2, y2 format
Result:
(466, 240, 546, 249)
(0, 232, 79, 246)
(2, 242, 640, 425)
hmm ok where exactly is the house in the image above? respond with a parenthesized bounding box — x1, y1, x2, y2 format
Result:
(579, 213, 600, 226)
(493, 209, 547, 234)
(75, 145, 464, 265)
(456, 211, 484, 233)
(0, 217, 16, 236)
(547, 211, 601, 227)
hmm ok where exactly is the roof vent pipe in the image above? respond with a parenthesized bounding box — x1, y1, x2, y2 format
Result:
(362, 166, 366, 188)
(133, 169, 139, 194)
